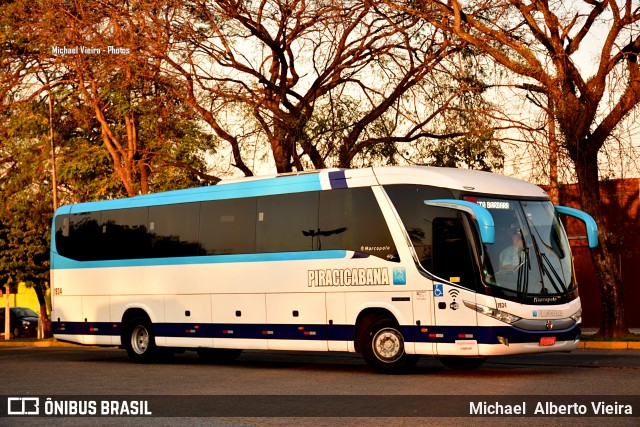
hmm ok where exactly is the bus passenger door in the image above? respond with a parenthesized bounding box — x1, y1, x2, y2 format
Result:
(431, 216, 480, 356)
(432, 283, 479, 356)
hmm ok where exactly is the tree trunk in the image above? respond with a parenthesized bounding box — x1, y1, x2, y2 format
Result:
(547, 97, 559, 205)
(34, 285, 52, 338)
(574, 150, 628, 337)
(270, 133, 294, 173)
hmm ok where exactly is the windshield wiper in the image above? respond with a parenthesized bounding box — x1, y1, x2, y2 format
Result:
(541, 252, 569, 297)
(523, 210, 570, 298)
(516, 229, 530, 297)
(521, 225, 550, 298)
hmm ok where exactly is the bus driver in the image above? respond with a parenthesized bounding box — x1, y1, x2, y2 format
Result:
(499, 229, 525, 271)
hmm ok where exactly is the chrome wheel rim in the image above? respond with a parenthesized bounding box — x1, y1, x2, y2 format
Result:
(372, 327, 403, 363)
(131, 325, 150, 355)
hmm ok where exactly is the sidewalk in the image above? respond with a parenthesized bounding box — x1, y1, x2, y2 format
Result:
(0, 338, 93, 347)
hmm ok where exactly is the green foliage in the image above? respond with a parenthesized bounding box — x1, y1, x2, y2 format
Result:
(425, 130, 504, 171)
(132, 86, 218, 192)
(0, 0, 510, 298)
(301, 96, 403, 168)
(0, 101, 52, 292)
(421, 48, 504, 171)
(0, 190, 52, 290)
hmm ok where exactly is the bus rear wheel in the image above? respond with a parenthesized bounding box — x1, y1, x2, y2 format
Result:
(124, 316, 159, 363)
(361, 316, 419, 374)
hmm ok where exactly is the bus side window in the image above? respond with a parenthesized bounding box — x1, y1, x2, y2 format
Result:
(149, 203, 201, 258)
(55, 212, 102, 261)
(101, 208, 150, 260)
(320, 188, 398, 261)
(256, 192, 319, 253)
(432, 216, 476, 290)
(200, 198, 256, 255)
(383, 184, 454, 270)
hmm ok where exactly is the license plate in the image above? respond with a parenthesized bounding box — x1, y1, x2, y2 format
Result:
(540, 336, 556, 346)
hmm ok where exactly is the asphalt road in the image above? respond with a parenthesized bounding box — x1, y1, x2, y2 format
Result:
(1, 346, 639, 426)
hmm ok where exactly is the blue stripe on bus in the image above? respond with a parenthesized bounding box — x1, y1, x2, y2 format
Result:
(52, 322, 120, 336)
(51, 250, 348, 270)
(52, 321, 579, 345)
(51, 321, 355, 341)
(55, 173, 324, 215)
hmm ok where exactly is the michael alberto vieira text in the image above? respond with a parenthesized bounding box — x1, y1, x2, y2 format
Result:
(470, 400, 633, 416)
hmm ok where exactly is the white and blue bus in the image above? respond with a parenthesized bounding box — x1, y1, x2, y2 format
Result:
(50, 166, 597, 373)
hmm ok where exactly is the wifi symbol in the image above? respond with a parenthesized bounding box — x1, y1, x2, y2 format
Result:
(449, 289, 460, 299)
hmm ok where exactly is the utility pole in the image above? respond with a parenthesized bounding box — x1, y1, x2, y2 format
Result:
(4, 286, 9, 340)
(49, 89, 58, 211)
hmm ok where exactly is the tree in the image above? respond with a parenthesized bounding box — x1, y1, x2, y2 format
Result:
(0, 0, 221, 338)
(137, 0, 493, 174)
(4, 1, 505, 181)
(0, 101, 56, 338)
(299, 46, 505, 170)
(1, 0, 219, 197)
(396, 0, 640, 336)
(0, 195, 53, 338)
(416, 48, 505, 170)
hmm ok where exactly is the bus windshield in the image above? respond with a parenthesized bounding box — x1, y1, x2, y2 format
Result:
(475, 197, 575, 300)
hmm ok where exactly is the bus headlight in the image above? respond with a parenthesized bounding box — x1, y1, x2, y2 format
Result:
(464, 301, 522, 324)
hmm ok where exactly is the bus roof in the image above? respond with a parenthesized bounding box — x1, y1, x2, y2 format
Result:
(371, 166, 548, 198)
(55, 166, 548, 215)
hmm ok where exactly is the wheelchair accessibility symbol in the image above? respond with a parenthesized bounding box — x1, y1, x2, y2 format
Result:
(433, 283, 444, 297)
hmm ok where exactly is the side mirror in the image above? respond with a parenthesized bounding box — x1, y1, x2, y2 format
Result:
(424, 199, 495, 244)
(555, 206, 598, 248)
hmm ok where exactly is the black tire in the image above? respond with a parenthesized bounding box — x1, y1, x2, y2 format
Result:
(438, 356, 487, 370)
(124, 316, 159, 363)
(361, 316, 419, 374)
(197, 348, 243, 362)
(12, 327, 20, 338)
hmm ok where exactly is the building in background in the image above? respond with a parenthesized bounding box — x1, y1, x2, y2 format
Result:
(1, 283, 50, 317)
(552, 178, 639, 328)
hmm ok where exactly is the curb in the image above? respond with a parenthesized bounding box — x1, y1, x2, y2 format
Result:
(0, 339, 88, 348)
(578, 341, 640, 350)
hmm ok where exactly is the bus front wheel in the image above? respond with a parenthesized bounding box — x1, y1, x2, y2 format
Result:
(125, 316, 158, 363)
(361, 316, 419, 374)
